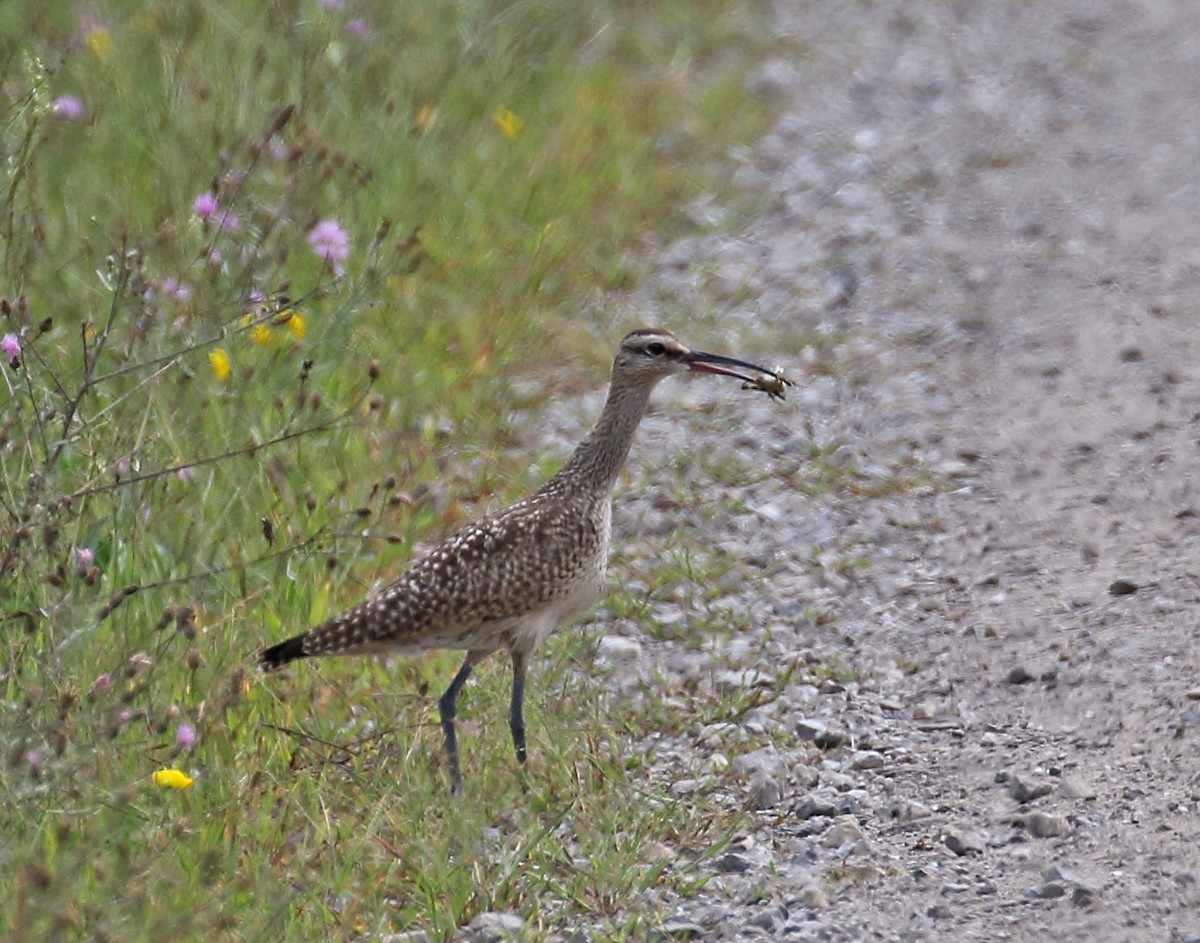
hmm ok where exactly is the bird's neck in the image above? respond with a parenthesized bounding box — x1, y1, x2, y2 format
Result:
(550, 379, 656, 495)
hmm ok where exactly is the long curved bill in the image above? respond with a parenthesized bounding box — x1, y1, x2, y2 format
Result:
(684, 349, 794, 401)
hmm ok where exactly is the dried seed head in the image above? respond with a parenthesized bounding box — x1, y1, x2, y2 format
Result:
(368, 359, 380, 381)
(175, 606, 197, 639)
(184, 648, 202, 672)
(228, 667, 248, 702)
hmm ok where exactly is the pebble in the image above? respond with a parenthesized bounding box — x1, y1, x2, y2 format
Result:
(851, 749, 885, 770)
(1007, 773, 1053, 803)
(1108, 578, 1138, 596)
(822, 815, 866, 848)
(796, 718, 848, 749)
(651, 918, 704, 941)
(467, 912, 524, 943)
(1023, 811, 1072, 838)
(795, 794, 839, 820)
(1006, 665, 1035, 684)
(796, 885, 829, 909)
(596, 635, 643, 663)
(712, 852, 754, 874)
(748, 770, 782, 809)
(943, 828, 985, 856)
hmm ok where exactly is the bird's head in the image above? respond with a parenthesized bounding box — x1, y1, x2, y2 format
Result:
(612, 327, 791, 399)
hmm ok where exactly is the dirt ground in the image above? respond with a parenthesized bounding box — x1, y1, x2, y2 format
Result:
(604, 0, 1200, 939)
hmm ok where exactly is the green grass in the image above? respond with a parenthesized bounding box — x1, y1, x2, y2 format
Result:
(0, 0, 778, 939)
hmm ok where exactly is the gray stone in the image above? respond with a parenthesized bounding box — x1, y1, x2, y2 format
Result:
(1024, 811, 1071, 838)
(748, 770, 782, 809)
(467, 912, 524, 943)
(850, 749, 885, 771)
(944, 828, 985, 856)
(1008, 773, 1053, 803)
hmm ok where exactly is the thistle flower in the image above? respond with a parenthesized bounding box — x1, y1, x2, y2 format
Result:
(2, 333, 20, 367)
(51, 95, 86, 121)
(307, 219, 350, 276)
(193, 192, 219, 221)
(175, 722, 197, 751)
(89, 673, 113, 696)
(160, 277, 190, 301)
(75, 547, 95, 573)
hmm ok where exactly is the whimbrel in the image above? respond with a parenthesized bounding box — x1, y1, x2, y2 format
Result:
(260, 328, 790, 790)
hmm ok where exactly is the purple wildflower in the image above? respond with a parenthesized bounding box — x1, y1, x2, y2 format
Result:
(160, 277, 190, 301)
(51, 95, 86, 121)
(1, 333, 19, 366)
(346, 18, 373, 41)
(308, 219, 350, 276)
(216, 211, 240, 233)
(193, 192, 219, 221)
(75, 547, 95, 573)
(176, 723, 197, 750)
(89, 673, 114, 696)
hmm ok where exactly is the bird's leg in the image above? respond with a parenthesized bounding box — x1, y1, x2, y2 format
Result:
(439, 650, 485, 792)
(508, 647, 529, 769)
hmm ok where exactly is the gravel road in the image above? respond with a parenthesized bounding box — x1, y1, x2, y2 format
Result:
(475, 2, 1200, 940)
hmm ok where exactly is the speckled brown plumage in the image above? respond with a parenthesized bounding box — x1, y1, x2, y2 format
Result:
(259, 328, 789, 790)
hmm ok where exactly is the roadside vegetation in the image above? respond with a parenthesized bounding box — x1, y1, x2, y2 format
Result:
(0, 1, 774, 939)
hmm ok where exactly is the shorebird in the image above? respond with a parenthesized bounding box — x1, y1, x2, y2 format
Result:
(260, 328, 790, 790)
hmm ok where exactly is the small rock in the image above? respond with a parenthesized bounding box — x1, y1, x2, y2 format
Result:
(795, 795, 839, 820)
(944, 828, 985, 856)
(1024, 811, 1071, 837)
(796, 884, 828, 909)
(1036, 882, 1067, 899)
(712, 852, 753, 874)
(927, 904, 952, 919)
(381, 933, 430, 943)
(747, 905, 787, 933)
(748, 771, 782, 810)
(1108, 578, 1138, 596)
(1057, 775, 1096, 800)
(1072, 885, 1099, 906)
(822, 815, 866, 848)
(796, 718, 847, 749)
(1008, 773, 1053, 803)
(1006, 665, 1035, 685)
(468, 912, 524, 943)
(596, 635, 642, 663)
(651, 917, 704, 941)
(850, 749, 885, 771)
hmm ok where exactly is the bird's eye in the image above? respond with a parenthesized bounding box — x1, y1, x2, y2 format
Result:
(645, 342, 666, 356)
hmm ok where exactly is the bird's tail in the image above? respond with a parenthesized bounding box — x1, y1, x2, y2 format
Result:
(259, 634, 309, 671)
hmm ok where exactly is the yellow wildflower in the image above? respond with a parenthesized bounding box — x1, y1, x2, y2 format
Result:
(209, 348, 231, 382)
(241, 311, 279, 347)
(281, 311, 306, 340)
(86, 26, 113, 60)
(492, 105, 523, 142)
(151, 768, 194, 789)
